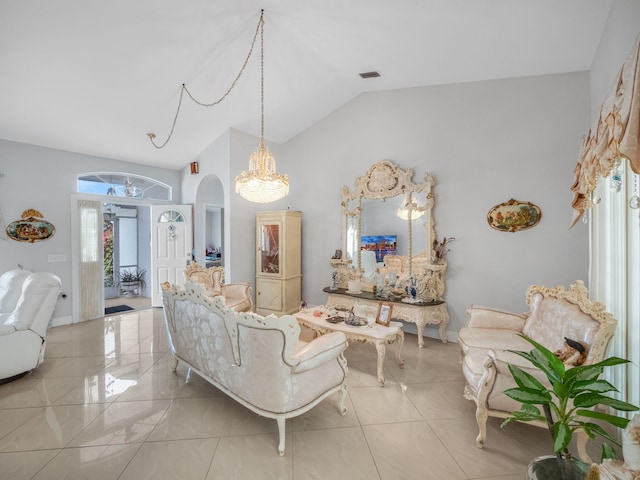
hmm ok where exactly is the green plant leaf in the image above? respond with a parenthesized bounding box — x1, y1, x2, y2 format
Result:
(507, 350, 545, 371)
(578, 421, 622, 447)
(565, 364, 604, 384)
(516, 335, 565, 382)
(570, 379, 617, 394)
(553, 421, 572, 452)
(504, 387, 552, 405)
(574, 393, 640, 411)
(502, 405, 544, 426)
(508, 364, 546, 391)
(601, 442, 618, 460)
(576, 409, 631, 429)
(551, 379, 569, 399)
(590, 357, 631, 368)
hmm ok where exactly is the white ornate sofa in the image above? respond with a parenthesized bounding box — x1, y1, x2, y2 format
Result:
(161, 280, 349, 455)
(184, 261, 252, 312)
(458, 281, 617, 458)
(0, 270, 62, 381)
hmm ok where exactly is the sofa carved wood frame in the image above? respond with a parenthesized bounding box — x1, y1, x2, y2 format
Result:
(161, 281, 349, 456)
(459, 280, 617, 462)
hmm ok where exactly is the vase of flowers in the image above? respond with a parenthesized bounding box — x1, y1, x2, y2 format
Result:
(432, 236, 455, 264)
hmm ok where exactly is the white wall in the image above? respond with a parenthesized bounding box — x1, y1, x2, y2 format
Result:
(282, 72, 591, 339)
(0, 139, 181, 323)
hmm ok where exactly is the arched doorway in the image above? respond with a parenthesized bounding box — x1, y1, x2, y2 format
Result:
(194, 175, 225, 268)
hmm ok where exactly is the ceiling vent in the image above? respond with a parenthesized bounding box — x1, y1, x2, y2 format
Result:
(359, 71, 380, 79)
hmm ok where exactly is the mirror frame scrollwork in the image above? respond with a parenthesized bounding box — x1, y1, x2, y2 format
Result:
(340, 160, 436, 279)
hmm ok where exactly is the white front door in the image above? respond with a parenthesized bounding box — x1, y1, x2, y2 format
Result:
(151, 205, 193, 307)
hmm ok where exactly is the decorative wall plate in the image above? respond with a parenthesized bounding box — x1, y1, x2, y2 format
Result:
(487, 199, 541, 232)
(6, 209, 56, 242)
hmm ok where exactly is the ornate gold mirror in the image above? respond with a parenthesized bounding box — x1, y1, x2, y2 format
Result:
(335, 160, 445, 301)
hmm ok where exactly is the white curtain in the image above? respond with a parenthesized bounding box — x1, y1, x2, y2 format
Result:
(590, 161, 640, 413)
(78, 199, 103, 321)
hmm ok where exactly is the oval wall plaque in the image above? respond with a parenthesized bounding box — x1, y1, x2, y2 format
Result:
(6, 209, 56, 243)
(487, 199, 541, 232)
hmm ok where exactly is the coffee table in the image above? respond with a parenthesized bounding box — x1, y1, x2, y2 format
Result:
(295, 309, 404, 387)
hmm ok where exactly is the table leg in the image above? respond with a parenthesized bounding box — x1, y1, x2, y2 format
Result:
(375, 340, 386, 387)
(415, 319, 426, 349)
(395, 331, 405, 369)
(436, 305, 449, 343)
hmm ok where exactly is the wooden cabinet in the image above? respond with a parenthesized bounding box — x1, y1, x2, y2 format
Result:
(255, 211, 301, 316)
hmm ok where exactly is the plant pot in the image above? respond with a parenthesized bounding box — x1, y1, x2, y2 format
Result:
(526, 455, 590, 480)
(119, 281, 140, 296)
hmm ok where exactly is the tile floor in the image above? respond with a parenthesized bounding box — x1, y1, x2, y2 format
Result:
(0, 308, 555, 480)
(104, 295, 151, 312)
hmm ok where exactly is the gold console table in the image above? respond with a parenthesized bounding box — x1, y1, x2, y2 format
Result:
(323, 287, 449, 348)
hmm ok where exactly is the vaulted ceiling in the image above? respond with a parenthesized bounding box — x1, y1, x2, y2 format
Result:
(0, 0, 613, 170)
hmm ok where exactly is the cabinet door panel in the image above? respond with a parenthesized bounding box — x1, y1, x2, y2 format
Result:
(259, 222, 281, 275)
(256, 278, 282, 311)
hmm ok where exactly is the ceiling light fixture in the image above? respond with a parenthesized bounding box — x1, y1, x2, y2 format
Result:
(235, 11, 289, 203)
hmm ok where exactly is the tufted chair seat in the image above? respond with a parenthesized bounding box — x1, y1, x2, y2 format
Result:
(0, 270, 62, 381)
(184, 261, 252, 312)
(458, 281, 617, 460)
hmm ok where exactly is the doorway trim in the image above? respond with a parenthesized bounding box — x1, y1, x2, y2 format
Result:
(69, 193, 174, 324)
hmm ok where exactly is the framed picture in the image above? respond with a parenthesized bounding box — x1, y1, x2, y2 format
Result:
(6, 209, 55, 243)
(487, 198, 541, 232)
(376, 302, 393, 326)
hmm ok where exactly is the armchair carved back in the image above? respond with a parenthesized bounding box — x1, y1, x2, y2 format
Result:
(522, 280, 617, 365)
(184, 261, 224, 295)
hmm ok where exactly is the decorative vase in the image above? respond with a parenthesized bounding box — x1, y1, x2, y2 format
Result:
(526, 455, 590, 480)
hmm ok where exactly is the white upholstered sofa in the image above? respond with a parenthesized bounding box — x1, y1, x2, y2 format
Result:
(458, 281, 617, 458)
(161, 280, 349, 455)
(184, 261, 252, 312)
(0, 269, 62, 381)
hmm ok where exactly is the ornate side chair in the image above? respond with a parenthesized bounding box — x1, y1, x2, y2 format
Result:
(458, 281, 617, 460)
(184, 262, 252, 312)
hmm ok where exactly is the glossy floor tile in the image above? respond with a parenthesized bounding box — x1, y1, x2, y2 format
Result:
(0, 308, 554, 479)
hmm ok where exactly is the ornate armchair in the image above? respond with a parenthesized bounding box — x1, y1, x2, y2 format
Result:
(458, 281, 617, 459)
(184, 262, 252, 312)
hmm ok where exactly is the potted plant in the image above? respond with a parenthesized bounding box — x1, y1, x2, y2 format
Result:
(117, 268, 146, 296)
(503, 335, 638, 479)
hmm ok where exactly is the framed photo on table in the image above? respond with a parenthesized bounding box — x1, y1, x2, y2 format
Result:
(376, 302, 393, 326)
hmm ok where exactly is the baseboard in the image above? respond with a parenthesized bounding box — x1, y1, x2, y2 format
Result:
(49, 315, 72, 328)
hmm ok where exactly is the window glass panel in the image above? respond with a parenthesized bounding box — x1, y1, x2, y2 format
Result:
(158, 210, 185, 223)
(78, 173, 171, 201)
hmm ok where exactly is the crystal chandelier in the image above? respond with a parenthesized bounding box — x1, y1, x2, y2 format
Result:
(235, 12, 289, 203)
(397, 193, 425, 220)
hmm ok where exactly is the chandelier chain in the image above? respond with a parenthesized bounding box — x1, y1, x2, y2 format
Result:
(260, 12, 265, 143)
(148, 11, 265, 149)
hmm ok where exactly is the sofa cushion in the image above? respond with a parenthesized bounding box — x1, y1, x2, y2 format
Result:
(0, 270, 31, 313)
(0, 324, 16, 336)
(458, 326, 530, 356)
(224, 296, 251, 312)
(9, 274, 61, 332)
